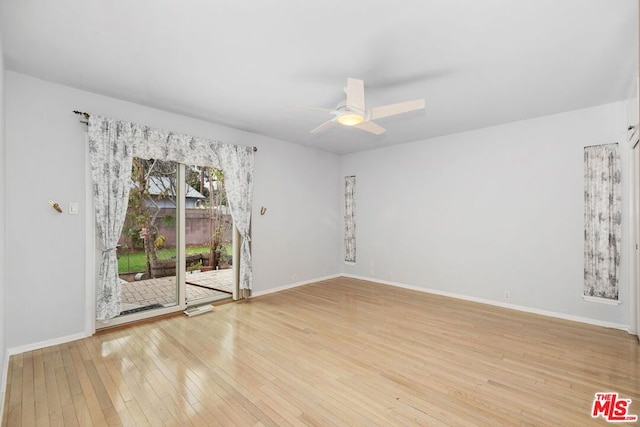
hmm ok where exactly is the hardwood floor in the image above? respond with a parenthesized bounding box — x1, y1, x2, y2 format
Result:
(3, 277, 639, 426)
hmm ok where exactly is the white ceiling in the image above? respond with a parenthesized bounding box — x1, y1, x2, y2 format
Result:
(1, 0, 637, 154)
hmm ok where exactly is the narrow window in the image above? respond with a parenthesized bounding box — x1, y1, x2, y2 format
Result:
(345, 175, 356, 263)
(584, 143, 621, 300)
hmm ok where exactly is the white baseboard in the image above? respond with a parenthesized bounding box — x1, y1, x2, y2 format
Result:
(6, 331, 90, 358)
(342, 274, 631, 332)
(252, 274, 341, 298)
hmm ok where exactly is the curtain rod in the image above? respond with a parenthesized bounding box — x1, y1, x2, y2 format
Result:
(583, 142, 619, 148)
(73, 110, 258, 152)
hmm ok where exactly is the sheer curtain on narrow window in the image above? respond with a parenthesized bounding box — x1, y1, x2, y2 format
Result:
(584, 143, 621, 301)
(345, 176, 356, 263)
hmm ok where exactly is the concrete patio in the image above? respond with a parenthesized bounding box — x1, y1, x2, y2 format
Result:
(120, 268, 234, 312)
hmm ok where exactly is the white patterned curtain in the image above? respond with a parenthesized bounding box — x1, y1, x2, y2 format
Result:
(88, 115, 256, 320)
(584, 143, 621, 300)
(219, 144, 255, 297)
(345, 176, 356, 263)
(88, 116, 136, 320)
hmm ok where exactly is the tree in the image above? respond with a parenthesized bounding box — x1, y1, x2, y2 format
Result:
(203, 168, 233, 269)
(123, 158, 177, 277)
(121, 161, 231, 276)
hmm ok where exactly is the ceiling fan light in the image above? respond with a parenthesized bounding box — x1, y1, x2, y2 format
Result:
(337, 113, 364, 126)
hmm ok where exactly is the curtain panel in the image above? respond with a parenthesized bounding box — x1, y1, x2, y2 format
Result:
(88, 115, 255, 320)
(583, 143, 621, 300)
(88, 118, 136, 320)
(345, 176, 356, 263)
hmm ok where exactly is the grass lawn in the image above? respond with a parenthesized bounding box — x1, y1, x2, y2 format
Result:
(118, 245, 230, 274)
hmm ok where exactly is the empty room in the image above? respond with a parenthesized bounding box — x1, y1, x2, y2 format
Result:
(1, 0, 639, 425)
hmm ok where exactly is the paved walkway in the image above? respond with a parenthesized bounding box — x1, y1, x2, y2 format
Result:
(121, 268, 234, 309)
(185, 269, 234, 293)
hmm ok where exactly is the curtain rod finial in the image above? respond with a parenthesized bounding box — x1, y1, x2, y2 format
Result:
(73, 110, 91, 120)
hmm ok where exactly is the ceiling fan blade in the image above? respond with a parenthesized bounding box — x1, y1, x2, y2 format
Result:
(285, 104, 336, 114)
(346, 77, 365, 113)
(353, 120, 386, 135)
(369, 99, 425, 120)
(311, 119, 335, 134)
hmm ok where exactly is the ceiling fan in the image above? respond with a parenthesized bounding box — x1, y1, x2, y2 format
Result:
(291, 77, 425, 135)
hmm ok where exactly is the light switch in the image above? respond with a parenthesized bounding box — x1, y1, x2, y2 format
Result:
(69, 202, 79, 215)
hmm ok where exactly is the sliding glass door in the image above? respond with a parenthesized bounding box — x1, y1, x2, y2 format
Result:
(94, 161, 236, 328)
(116, 158, 181, 317)
(184, 165, 236, 305)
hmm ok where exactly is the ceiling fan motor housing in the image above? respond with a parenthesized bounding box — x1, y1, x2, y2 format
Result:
(335, 101, 367, 124)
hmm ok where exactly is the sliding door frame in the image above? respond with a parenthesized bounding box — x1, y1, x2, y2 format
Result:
(86, 161, 188, 331)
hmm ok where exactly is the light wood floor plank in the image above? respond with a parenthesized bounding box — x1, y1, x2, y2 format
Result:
(3, 277, 640, 426)
(43, 357, 62, 427)
(20, 352, 35, 427)
(68, 343, 109, 427)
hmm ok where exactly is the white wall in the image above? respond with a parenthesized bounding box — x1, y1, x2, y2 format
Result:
(4, 71, 341, 350)
(0, 31, 7, 411)
(3, 68, 633, 353)
(342, 101, 632, 328)
(252, 141, 342, 294)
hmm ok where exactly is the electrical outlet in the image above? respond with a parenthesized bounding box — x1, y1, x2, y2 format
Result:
(388, 272, 394, 280)
(504, 291, 511, 301)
